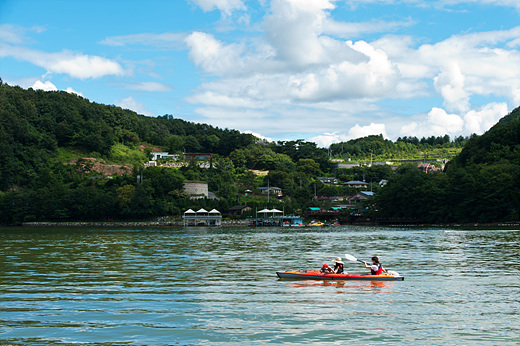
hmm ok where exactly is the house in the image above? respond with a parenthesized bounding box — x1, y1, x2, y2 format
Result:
(348, 191, 374, 203)
(342, 180, 368, 188)
(227, 205, 252, 216)
(184, 153, 213, 161)
(317, 177, 338, 184)
(418, 163, 442, 173)
(151, 152, 180, 161)
(258, 186, 283, 196)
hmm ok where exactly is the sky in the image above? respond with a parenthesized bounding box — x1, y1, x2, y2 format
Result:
(1, 0, 520, 147)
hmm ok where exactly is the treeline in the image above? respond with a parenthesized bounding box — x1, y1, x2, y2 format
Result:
(0, 83, 255, 191)
(329, 134, 470, 160)
(373, 106, 520, 223)
(0, 83, 329, 224)
(2, 81, 520, 225)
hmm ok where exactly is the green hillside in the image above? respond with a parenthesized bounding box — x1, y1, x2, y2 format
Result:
(2, 81, 519, 225)
(374, 106, 520, 224)
(451, 106, 520, 167)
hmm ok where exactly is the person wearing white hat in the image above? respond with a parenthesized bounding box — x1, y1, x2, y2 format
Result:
(333, 257, 344, 274)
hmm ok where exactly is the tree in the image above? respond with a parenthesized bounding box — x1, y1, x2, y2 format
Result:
(296, 158, 320, 177)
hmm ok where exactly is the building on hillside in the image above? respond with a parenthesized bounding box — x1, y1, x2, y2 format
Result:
(151, 152, 181, 161)
(184, 153, 213, 161)
(258, 186, 283, 196)
(348, 191, 374, 203)
(317, 177, 338, 184)
(342, 180, 368, 188)
(418, 163, 442, 173)
(228, 205, 252, 216)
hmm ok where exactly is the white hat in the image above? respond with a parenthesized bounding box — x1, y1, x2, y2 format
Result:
(334, 257, 344, 264)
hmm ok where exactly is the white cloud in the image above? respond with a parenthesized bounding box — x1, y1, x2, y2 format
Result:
(346, 0, 520, 10)
(31, 80, 57, 91)
(399, 108, 464, 138)
(348, 123, 388, 139)
(181, 1, 520, 140)
(0, 24, 45, 44)
(243, 130, 273, 142)
(308, 132, 350, 148)
(433, 61, 470, 113)
(0, 44, 124, 79)
(323, 18, 415, 39)
(399, 104, 508, 138)
(464, 102, 508, 134)
(125, 82, 173, 92)
(429, 107, 465, 133)
(100, 32, 187, 49)
(264, 0, 336, 66)
(116, 97, 154, 116)
(191, 0, 246, 15)
(65, 87, 83, 97)
(185, 32, 245, 76)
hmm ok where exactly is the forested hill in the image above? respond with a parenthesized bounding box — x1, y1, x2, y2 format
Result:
(375, 105, 520, 224)
(3, 81, 520, 225)
(450, 106, 520, 167)
(0, 83, 254, 190)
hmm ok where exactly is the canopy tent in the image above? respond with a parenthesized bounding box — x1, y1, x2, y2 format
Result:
(183, 208, 221, 227)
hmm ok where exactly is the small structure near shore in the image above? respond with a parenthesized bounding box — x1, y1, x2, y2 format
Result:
(182, 208, 222, 227)
(246, 208, 303, 227)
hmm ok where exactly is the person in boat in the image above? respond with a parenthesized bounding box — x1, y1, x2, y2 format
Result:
(363, 256, 386, 275)
(320, 263, 333, 273)
(333, 257, 344, 274)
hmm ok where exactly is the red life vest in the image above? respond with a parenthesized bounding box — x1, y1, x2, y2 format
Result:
(371, 263, 384, 275)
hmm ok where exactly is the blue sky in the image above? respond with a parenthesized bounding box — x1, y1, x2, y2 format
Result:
(1, 0, 520, 147)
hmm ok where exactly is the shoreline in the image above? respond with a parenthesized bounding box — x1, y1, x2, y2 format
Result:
(6, 220, 520, 228)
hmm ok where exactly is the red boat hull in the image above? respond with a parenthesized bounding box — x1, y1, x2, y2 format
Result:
(276, 270, 404, 281)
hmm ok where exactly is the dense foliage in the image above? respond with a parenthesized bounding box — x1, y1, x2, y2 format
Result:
(1, 81, 519, 225)
(373, 107, 520, 223)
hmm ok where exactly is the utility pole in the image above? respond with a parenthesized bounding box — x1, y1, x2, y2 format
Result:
(267, 178, 270, 203)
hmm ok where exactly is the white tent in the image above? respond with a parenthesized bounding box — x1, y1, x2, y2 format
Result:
(209, 209, 221, 214)
(270, 209, 282, 213)
(196, 208, 208, 213)
(258, 208, 271, 213)
(184, 209, 196, 214)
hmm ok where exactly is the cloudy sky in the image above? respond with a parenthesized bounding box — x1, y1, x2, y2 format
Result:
(1, 0, 520, 146)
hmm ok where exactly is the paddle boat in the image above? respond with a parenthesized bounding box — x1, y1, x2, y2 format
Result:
(277, 253, 404, 281)
(276, 270, 404, 281)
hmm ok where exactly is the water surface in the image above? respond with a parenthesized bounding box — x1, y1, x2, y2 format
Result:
(1, 226, 519, 345)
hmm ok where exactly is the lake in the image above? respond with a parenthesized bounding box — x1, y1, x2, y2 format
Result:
(1, 226, 519, 345)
